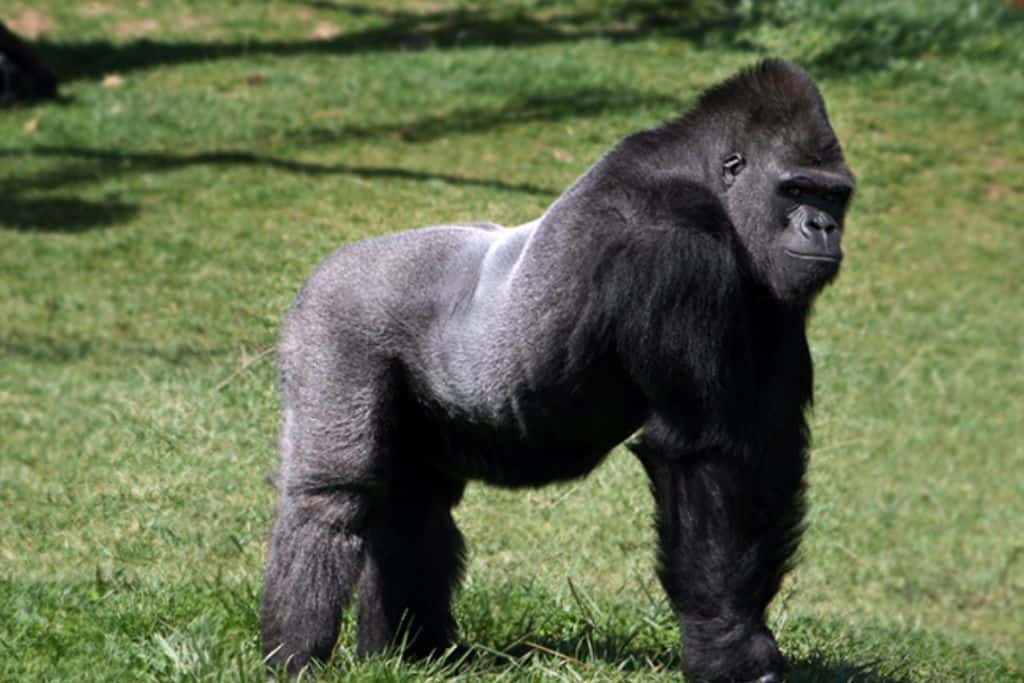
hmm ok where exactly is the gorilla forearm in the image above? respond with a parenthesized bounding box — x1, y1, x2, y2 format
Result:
(635, 418, 808, 683)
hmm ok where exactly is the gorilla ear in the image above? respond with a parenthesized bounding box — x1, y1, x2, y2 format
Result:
(722, 153, 746, 188)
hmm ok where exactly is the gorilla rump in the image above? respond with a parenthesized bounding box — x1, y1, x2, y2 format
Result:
(261, 59, 854, 683)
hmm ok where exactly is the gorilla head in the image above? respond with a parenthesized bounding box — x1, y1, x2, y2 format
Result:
(710, 61, 855, 303)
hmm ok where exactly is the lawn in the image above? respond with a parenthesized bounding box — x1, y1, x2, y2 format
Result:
(1, 1, 1022, 681)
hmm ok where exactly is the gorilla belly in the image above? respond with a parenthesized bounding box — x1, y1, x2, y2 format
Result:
(440, 409, 639, 487)
(427, 359, 648, 487)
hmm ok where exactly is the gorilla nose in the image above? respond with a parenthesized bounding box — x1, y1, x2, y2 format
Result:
(801, 212, 838, 237)
(800, 213, 839, 253)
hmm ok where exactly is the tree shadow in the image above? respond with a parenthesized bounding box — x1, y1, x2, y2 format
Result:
(0, 195, 138, 233)
(2, 79, 687, 232)
(30, 2, 751, 85)
(285, 85, 683, 145)
(0, 144, 555, 232)
(1, 145, 554, 195)
(0, 334, 235, 364)
(11, 4, 1017, 232)
(12, 2, 1023, 93)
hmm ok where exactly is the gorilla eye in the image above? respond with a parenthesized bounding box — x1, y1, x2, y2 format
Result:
(722, 153, 746, 188)
(723, 153, 745, 176)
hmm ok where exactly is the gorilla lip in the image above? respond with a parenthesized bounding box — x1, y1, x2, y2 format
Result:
(784, 249, 843, 263)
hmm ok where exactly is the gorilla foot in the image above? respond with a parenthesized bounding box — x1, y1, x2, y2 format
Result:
(690, 668, 783, 683)
(683, 624, 784, 683)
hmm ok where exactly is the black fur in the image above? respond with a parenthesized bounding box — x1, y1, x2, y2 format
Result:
(0, 21, 58, 101)
(260, 59, 854, 683)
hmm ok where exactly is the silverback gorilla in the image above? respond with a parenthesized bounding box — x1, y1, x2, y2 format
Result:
(261, 59, 854, 683)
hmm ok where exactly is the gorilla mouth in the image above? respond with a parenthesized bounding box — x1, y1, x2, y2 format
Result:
(784, 249, 842, 264)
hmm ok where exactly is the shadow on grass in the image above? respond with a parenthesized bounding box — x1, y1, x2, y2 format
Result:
(286, 85, 684, 146)
(1, 81, 677, 233)
(0, 145, 555, 232)
(0, 195, 139, 233)
(444, 581, 908, 681)
(786, 657, 908, 683)
(0, 334, 236, 364)
(29, 1, 1024, 88)
(452, 635, 904, 681)
(3, 78, 684, 231)
(6, 145, 555, 196)
(11, 4, 1020, 232)
(2, 75, 686, 231)
(33, 2, 750, 85)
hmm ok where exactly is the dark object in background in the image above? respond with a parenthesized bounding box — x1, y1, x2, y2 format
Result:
(260, 59, 855, 683)
(0, 21, 58, 101)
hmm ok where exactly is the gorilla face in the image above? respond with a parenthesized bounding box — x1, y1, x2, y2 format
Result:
(722, 131, 855, 304)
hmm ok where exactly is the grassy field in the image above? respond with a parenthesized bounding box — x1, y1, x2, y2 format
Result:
(1, 1, 1022, 680)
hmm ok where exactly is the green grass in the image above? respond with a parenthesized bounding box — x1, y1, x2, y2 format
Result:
(2, 1, 1023, 680)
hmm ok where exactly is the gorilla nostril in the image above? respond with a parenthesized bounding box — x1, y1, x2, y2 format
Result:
(814, 215, 839, 233)
(802, 217, 838, 244)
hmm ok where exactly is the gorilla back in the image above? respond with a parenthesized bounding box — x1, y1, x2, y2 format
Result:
(262, 59, 854, 683)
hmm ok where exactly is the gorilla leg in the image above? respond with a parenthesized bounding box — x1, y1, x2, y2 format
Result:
(261, 490, 367, 675)
(636, 436, 806, 683)
(261, 335, 401, 674)
(356, 470, 466, 658)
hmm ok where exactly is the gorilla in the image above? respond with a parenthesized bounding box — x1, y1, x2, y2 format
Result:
(0, 21, 58, 101)
(261, 59, 854, 683)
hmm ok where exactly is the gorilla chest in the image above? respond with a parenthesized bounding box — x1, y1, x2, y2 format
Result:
(705, 340, 811, 447)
